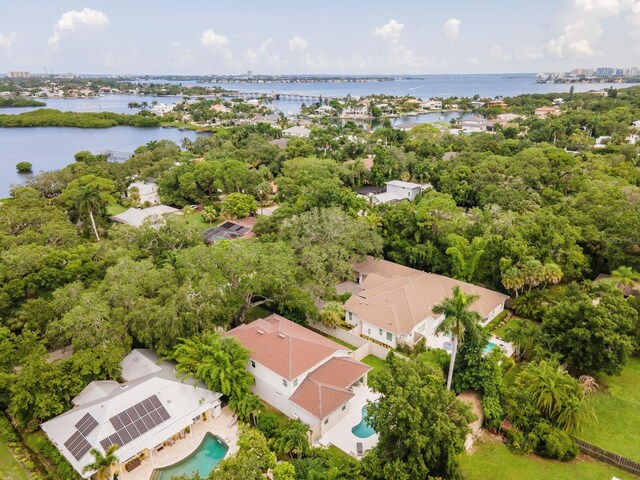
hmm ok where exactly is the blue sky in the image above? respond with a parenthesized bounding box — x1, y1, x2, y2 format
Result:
(1, 0, 639, 74)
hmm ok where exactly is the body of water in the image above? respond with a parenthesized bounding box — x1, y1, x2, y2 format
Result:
(0, 126, 205, 197)
(150, 433, 228, 480)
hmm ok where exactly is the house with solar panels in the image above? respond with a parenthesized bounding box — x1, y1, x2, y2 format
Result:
(41, 349, 223, 478)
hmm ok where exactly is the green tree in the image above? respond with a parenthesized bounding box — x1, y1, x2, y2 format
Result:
(503, 319, 539, 360)
(228, 393, 263, 426)
(82, 445, 119, 480)
(173, 333, 253, 401)
(445, 234, 487, 282)
(16, 161, 32, 173)
(319, 302, 344, 327)
(221, 192, 257, 219)
(610, 266, 640, 291)
(433, 286, 483, 390)
(273, 419, 310, 459)
(364, 354, 474, 480)
(273, 461, 296, 480)
(211, 429, 276, 480)
(74, 185, 105, 241)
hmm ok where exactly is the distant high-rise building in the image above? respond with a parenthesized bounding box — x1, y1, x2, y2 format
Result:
(7, 71, 31, 78)
(247, 70, 253, 78)
(594, 67, 614, 77)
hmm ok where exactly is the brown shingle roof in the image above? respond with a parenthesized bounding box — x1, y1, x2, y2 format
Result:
(289, 357, 370, 419)
(225, 314, 345, 380)
(345, 257, 509, 335)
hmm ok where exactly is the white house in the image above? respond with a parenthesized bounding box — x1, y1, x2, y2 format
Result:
(111, 205, 180, 228)
(342, 105, 369, 117)
(128, 181, 160, 205)
(460, 116, 488, 133)
(362, 180, 432, 205)
(316, 105, 335, 115)
(226, 314, 370, 442)
(343, 257, 509, 350)
(41, 350, 222, 479)
(283, 126, 311, 138)
(150, 103, 175, 116)
(422, 100, 442, 110)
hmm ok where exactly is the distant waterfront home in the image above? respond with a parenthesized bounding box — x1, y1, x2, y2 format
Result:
(359, 180, 432, 205)
(486, 99, 508, 108)
(226, 314, 371, 442)
(127, 181, 160, 205)
(41, 350, 222, 479)
(342, 257, 508, 349)
(421, 99, 442, 110)
(282, 125, 311, 138)
(534, 106, 561, 119)
(111, 205, 180, 228)
(460, 116, 488, 133)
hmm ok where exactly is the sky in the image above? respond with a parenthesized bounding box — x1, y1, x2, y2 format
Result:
(1, 0, 640, 75)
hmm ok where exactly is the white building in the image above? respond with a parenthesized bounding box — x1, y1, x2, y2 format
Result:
(283, 126, 311, 138)
(111, 205, 180, 228)
(422, 100, 443, 110)
(343, 257, 509, 349)
(316, 105, 335, 115)
(150, 103, 175, 116)
(41, 350, 222, 479)
(460, 116, 488, 133)
(342, 105, 369, 117)
(362, 180, 432, 205)
(127, 182, 160, 205)
(226, 314, 370, 442)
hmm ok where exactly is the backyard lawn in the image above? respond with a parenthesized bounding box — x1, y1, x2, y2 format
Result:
(0, 440, 29, 480)
(579, 357, 640, 461)
(106, 203, 127, 216)
(361, 355, 386, 376)
(459, 434, 636, 480)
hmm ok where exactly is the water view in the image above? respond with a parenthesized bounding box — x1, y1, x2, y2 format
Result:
(150, 434, 229, 480)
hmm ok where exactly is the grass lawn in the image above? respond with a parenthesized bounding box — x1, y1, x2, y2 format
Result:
(459, 435, 637, 480)
(579, 357, 640, 461)
(184, 213, 220, 230)
(0, 439, 29, 480)
(503, 362, 524, 387)
(245, 305, 274, 322)
(106, 203, 127, 216)
(361, 355, 386, 376)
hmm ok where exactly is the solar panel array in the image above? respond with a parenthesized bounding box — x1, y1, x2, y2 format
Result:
(100, 395, 170, 451)
(64, 413, 98, 460)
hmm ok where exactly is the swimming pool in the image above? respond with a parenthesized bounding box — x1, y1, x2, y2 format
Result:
(352, 407, 375, 438)
(150, 433, 228, 480)
(483, 342, 499, 354)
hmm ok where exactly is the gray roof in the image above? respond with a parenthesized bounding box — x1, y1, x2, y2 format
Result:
(386, 180, 423, 189)
(111, 205, 180, 228)
(41, 349, 222, 478)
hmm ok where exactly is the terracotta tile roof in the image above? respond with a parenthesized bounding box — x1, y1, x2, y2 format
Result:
(345, 257, 509, 335)
(289, 357, 371, 419)
(225, 314, 345, 380)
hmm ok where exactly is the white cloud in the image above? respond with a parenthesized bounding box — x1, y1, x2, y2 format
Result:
(48, 8, 109, 46)
(244, 38, 280, 65)
(200, 28, 231, 59)
(0, 33, 10, 49)
(375, 19, 404, 43)
(374, 19, 422, 67)
(443, 18, 461, 40)
(288, 36, 309, 51)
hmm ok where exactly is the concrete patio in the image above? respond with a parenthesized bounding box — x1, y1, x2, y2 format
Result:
(316, 384, 380, 457)
(120, 407, 239, 480)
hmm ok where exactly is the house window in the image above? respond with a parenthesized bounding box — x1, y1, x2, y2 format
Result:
(324, 418, 329, 425)
(367, 328, 371, 335)
(386, 332, 393, 342)
(378, 328, 383, 336)
(348, 312, 353, 321)
(342, 405, 346, 411)
(283, 379, 288, 387)
(250, 360, 256, 368)
(293, 379, 298, 387)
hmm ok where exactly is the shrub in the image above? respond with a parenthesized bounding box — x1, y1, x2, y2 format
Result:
(257, 412, 282, 439)
(533, 423, 578, 461)
(16, 162, 33, 173)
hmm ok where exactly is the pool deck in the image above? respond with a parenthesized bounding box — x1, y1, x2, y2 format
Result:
(121, 407, 239, 480)
(316, 384, 380, 457)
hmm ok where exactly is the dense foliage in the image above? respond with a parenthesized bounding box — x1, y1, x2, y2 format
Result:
(0, 109, 161, 128)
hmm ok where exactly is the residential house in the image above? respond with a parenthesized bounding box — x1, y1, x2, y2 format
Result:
(487, 99, 508, 109)
(360, 180, 431, 205)
(41, 350, 222, 479)
(631, 120, 640, 131)
(470, 100, 485, 108)
(127, 182, 160, 205)
(342, 105, 369, 117)
(594, 136, 611, 148)
(283, 126, 311, 138)
(343, 257, 509, 349)
(226, 314, 371, 442)
(316, 105, 335, 115)
(203, 218, 256, 244)
(111, 205, 180, 228)
(421, 100, 443, 110)
(211, 103, 231, 114)
(534, 106, 561, 119)
(460, 116, 488, 133)
(269, 138, 290, 149)
(150, 103, 175, 116)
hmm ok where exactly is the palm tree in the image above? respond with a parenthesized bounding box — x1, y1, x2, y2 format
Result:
(83, 445, 119, 480)
(433, 286, 482, 390)
(503, 319, 537, 359)
(229, 393, 263, 426)
(273, 420, 309, 459)
(74, 185, 103, 241)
